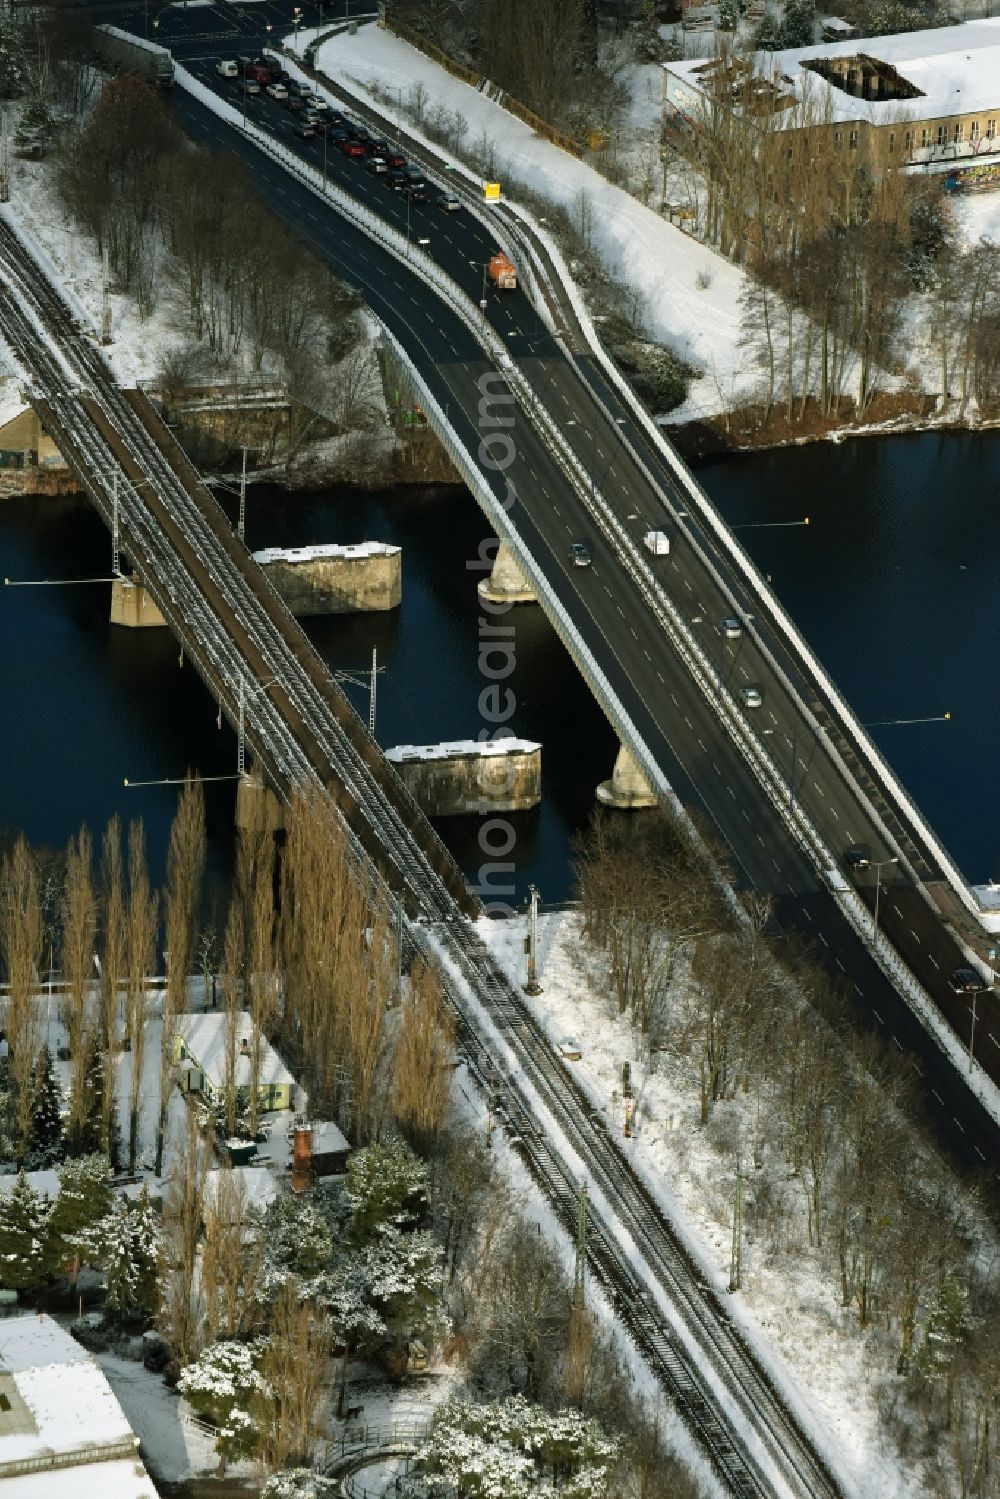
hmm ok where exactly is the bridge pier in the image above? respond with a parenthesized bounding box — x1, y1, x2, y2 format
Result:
(235, 768, 285, 835)
(386, 738, 541, 816)
(596, 744, 658, 810)
(477, 542, 538, 606)
(109, 577, 166, 629)
(252, 542, 401, 616)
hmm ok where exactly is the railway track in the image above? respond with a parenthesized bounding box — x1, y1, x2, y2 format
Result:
(0, 216, 848, 1499)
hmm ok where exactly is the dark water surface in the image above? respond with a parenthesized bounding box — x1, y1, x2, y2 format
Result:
(2, 427, 995, 904)
(696, 429, 1000, 884)
(0, 483, 616, 905)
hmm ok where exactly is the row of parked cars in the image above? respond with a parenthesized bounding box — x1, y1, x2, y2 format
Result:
(217, 56, 462, 210)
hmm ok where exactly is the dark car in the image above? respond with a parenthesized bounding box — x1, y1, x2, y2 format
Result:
(330, 128, 351, 144)
(294, 122, 317, 139)
(571, 540, 592, 568)
(386, 169, 408, 191)
(366, 137, 390, 156)
(844, 845, 871, 871)
(342, 140, 365, 158)
(385, 150, 406, 168)
(289, 79, 313, 98)
(950, 967, 989, 994)
(283, 95, 306, 112)
(403, 183, 429, 202)
(326, 109, 347, 126)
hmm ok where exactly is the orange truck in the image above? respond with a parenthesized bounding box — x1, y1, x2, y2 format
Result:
(487, 253, 517, 290)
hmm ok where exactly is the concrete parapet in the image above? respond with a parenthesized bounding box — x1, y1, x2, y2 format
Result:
(386, 737, 541, 817)
(235, 769, 285, 834)
(477, 542, 538, 606)
(596, 744, 659, 810)
(252, 542, 401, 616)
(109, 577, 166, 629)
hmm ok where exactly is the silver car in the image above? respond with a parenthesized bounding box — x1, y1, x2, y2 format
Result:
(740, 684, 763, 709)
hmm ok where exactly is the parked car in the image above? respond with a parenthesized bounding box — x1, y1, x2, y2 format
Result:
(739, 684, 764, 709)
(266, 82, 288, 99)
(571, 540, 592, 568)
(950, 967, 989, 994)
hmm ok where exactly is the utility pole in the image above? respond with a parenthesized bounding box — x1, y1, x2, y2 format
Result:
(573, 1181, 588, 1307)
(237, 677, 245, 776)
(101, 247, 112, 345)
(238, 445, 247, 544)
(111, 472, 121, 577)
(969, 990, 981, 1074)
(369, 646, 377, 738)
(524, 882, 542, 995)
(729, 1157, 743, 1293)
(0, 110, 9, 205)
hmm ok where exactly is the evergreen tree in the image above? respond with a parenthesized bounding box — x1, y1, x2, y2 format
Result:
(781, 0, 815, 47)
(26, 1046, 64, 1169)
(97, 1188, 159, 1319)
(345, 1136, 429, 1243)
(66, 1040, 120, 1168)
(0, 1171, 51, 1291)
(49, 1153, 114, 1275)
(0, 21, 25, 102)
(177, 1341, 269, 1477)
(14, 98, 52, 150)
(718, 0, 741, 30)
(753, 11, 785, 49)
(359, 1225, 445, 1355)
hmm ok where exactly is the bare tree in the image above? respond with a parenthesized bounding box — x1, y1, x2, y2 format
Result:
(0, 837, 43, 1163)
(247, 834, 278, 1140)
(160, 1106, 210, 1366)
(125, 819, 158, 1173)
(157, 774, 205, 1176)
(61, 828, 95, 1148)
(98, 816, 126, 1162)
(255, 1283, 332, 1470)
(201, 1164, 267, 1344)
(393, 955, 454, 1155)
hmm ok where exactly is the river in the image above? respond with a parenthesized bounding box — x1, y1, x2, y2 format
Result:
(0, 429, 995, 905)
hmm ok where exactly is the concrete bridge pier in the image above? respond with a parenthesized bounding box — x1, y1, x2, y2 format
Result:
(109, 576, 166, 628)
(477, 542, 538, 606)
(386, 738, 542, 817)
(235, 767, 285, 834)
(596, 744, 659, 810)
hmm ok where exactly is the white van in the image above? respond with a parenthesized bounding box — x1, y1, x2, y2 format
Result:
(216, 59, 239, 78)
(643, 530, 670, 556)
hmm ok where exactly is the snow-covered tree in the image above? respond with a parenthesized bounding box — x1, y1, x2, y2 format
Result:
(0, 1171, 51, 1290)
(263, 1190, 337, 1281)
(26, 1045, 64, 1168)
(0, 21, 25, 102)
(261, 1472, 335, 1499)
(409, 1395, 620, 1497)
(346, 1136, 429, 1242)
(48, 1153, 114, 1275)
(92, 1188, 160, 1318)
(177, 1340, 269, 1476)
(781, 0, 815, 47)
(360, 1225, 445, 1354)
(752, 12, 784, 50)
(311, 1257, 386, 1417)
(15, 98, 52, 152)
(718, 0, 741, 30)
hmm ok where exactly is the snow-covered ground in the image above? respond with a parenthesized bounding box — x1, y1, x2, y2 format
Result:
(950, 187, 1000, 246)
(477, 909, 929, 1499)
(313, 23, 752, 422)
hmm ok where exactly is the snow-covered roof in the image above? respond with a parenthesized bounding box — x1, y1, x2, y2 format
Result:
(7, 1456, 157, 1499)
(203, 1165, 279, 1215)
(0, 1316, 138, 1474)
(253, 542, 400, 564)
(177, 1011, 295, 1091)
(385, 738, 541, 763)
(308, 1119, 350, 1156)
(666, 17, 1000, 127)
(0, 377, 28, 433)
(0, 1170, 59, 1202)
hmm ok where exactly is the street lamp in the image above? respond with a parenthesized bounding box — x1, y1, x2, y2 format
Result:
(761, 723, 799, 807)
(871, 856, 899, 949)
(469, 258, 488, 316)
(292, 6, 303, 52)
(864, 711, 952, 727)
